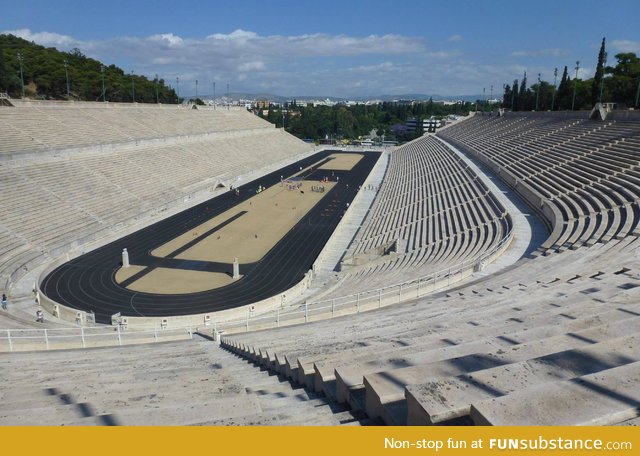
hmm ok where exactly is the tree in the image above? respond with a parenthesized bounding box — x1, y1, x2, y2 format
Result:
(502, 84, 512, 108)
(511, 79, 519, 111)
(519, 71, 528, 111)
(592, 37, 607, 105)
(0, 34, 180, 102)
(556, 66, 570, 110)
(605, 52, 640, 107)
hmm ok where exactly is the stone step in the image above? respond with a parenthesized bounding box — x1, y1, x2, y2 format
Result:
(614, 416, 640, 426)
(469, 361, 640, 426)
(0, 400, 105, 426)
(238, 293, 634, 390)
(311, 303, 637, 394)
(337, 310, 640, 416)
(404, 334, 639, 425)
(106, 394, 263, 426)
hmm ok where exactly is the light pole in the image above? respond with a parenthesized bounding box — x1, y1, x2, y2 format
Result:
(599, 52, 607, 104)
(176, 76, 180, 101)
(101, 65, 106, 102)
(155, 74, 159, 104)
(535, 73, 541, 111)
(130, 71, 135, 103)
(17, 52, 25, 98)
(63, 59, 70, 98)
(195, 79, 198, 100)
(213, 81, 216, 109)
(551, 67, 558, 111)
(571, 60, 580, 111)
(227, 83, 230, 110)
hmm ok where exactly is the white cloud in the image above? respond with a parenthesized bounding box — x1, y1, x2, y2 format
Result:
(1, 28, 432, 95)
(610, 40, 640, 54)
(510, 48, 569, 58)
(0, 27, 575, 97)
(447, 34, 463, 43)
(238, 61, 265, 71)
(148, 33, 184, 47)
(3, 28, 81, 48)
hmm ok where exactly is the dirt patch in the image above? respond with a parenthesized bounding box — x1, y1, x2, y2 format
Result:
(151, 180, 335, 263)
(318, 153, 363, 171)
(122, 267, 235, 294)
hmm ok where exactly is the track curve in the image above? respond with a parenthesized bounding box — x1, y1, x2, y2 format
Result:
(41, 151, 380, 324)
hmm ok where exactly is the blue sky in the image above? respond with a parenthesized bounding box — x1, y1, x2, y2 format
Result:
(2, 0, 639, 97)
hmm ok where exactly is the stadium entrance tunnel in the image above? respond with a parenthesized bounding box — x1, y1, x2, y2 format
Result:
(39, 151, 381, 325)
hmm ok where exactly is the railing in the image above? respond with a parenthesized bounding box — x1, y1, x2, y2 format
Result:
(0, 222, 512, 352)
(2, 222, 512, 351)
(0, 325, 195, 352)
(213, 221, 514, 336)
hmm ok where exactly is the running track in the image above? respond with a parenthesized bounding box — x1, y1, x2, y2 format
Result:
(41, 151, 381, 324)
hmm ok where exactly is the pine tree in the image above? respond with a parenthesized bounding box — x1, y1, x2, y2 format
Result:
(592, 37, 607, 105)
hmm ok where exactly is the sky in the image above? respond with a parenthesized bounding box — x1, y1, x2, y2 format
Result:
(1, 0, 639, 98)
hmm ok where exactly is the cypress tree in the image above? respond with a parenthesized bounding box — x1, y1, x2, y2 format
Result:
(519, 71, 528, 110)
(592, 37, 607, 105)
(556, 66, 569, 110)
(512, 78, 519, 111)
(502, 84, 512, 108)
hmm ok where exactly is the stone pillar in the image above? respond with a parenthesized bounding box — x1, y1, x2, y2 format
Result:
(122, 248, 130, 268)
(233, 257, 240, 280)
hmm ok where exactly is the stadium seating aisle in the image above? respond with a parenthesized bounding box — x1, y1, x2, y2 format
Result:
(223, 235, 640, 425)
(0, 337, 370, 425)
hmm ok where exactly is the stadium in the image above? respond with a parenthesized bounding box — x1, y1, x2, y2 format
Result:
(1, 95, 639, 426)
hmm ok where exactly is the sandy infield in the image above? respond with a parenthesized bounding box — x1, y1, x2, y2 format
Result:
(115, 153, 362, 293)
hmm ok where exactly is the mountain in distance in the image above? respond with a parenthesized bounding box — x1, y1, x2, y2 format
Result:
(188, 91, 484, 103)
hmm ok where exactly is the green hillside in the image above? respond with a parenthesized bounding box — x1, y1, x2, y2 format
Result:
(0, 34, 179, 103)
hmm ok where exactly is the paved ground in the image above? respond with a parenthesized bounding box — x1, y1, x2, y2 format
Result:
(41, 151, 380, 323)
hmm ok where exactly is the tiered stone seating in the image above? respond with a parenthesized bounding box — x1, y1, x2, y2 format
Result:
(220, 113, 640, 426)
(223, 235, 640, 425)
(321, 135, 512, 299)
(0, 338, 367, 425)
(469, 361, 640, 426)
(0, 103, 271, 155)
(0, 103, 312, 292)
(438, 113, 640, 253)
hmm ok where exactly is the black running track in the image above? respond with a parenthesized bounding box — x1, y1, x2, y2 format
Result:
(41, 151, 380, 324)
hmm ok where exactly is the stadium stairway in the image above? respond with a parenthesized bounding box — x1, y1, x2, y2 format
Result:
(0, 336, 373, 425)
(220, 235, 640, 426)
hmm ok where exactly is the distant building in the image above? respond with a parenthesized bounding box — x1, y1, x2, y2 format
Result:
(405, 117, 445, 133)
